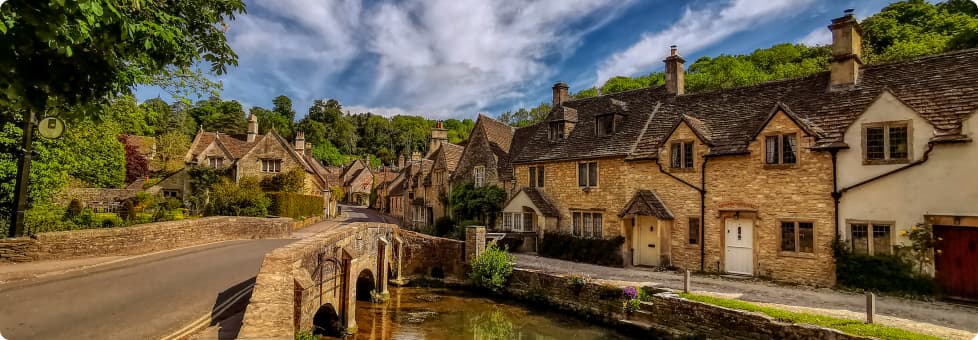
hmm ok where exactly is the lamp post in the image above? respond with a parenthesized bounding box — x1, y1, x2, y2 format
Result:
(9, 110, 36, 237)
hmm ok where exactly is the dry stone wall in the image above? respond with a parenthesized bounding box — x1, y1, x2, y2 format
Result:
(0, 216, 292, 263)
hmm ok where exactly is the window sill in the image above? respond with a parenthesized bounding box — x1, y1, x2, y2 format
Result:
(763, 164, 797, 170)
(862, 159, 910, 165)
(669, 167, 696, 173)
(778, 251, 817, 259)
(685, 244, 699, 249)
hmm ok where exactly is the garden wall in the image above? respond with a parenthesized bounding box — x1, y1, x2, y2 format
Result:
(504, 269, 870, 340)
(0, 216, 293, 263)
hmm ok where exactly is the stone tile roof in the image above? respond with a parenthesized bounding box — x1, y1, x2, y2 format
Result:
(438, 143, 464, 172)
(479, 114, 516, 152)
(516, 48, 978, 163)
(618, 190, 674, 219)
(188, 131, 217, 158)
(521, 187, 559, 217)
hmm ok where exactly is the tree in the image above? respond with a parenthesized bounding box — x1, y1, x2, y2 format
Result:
(155, 131, 190, 174)
(212, 100, 246, 134)
(139, 97, 175, 134)
(450, 183, 506, 225)
(104, 95, 154, 135)
(498, 103, 550, 127)
(118, 135, 150, 184)
(311, 141, 350, 166)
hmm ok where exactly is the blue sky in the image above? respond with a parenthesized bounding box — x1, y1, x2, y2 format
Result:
(136, 0, 903, 120)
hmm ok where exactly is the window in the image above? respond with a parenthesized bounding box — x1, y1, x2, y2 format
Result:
(577, 162, 598, 187)
(780, 221, 814, 254)
(670, 142, 695, 169)
(413, 205, 426, 222)
(572, 211, 603, 238)
(503, 212, 535, 232)
(688, 217, 700, 245)
(261, 159, 282, 173)
(596, 114, 622, 136)
(765, 134, 797, 165)
(529, 166, 544, 187)
(473, 166, 486, 187)
(863, 122, 910, 163)
(163, 190, 180, 199)
(549, 121, 565, 140)
(848, 221, 892, 255)
(208, 157, 224, 168)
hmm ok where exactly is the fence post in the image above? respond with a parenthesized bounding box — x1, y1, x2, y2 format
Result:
(865, 292, 875, 324)
(683, 269, 691, 293)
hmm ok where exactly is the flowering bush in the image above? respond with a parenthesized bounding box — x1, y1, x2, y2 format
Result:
(623, 286, 638, 299)
(897, 224, 936, 274)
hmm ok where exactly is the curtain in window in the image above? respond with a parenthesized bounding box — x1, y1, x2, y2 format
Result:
(583, 213, 593, 238)
(782, 135, 797, 164)
(572, 212, 582, 236)
(671, 143, 682, 168)
(578, 163, 587, 187)
(850, 224, 869, 254)
(765, 136, 779, 164)
(588, 163, 598, 186)
(593, 214, 602, 238)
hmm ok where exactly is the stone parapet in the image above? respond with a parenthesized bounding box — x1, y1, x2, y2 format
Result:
(0, 216, 293, 263)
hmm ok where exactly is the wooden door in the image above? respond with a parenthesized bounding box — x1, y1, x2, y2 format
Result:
(934, 226, 978, 301)
(725, 218, 754, 275)
(635, 216, 660, 266)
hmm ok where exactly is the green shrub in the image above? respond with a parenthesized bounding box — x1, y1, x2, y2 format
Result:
(294, 331, 318, 340)
(833, 240, 935, 295)
(26, 204, 74, 234)
(538, 232, 625, 266)
(268, 192, 323, 219)
(64, 199, 83, 220)
(260, 168, 306, 193)
(469, 243, 515, 291)
(207, 177, 270, 217)
(75, 209, 96, 227)
(433, 216, 455, 236)
(100, 215, 123, 228)
(566, 274, 591, 295)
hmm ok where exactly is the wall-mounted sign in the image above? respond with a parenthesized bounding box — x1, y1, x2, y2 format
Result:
(37, 117, 66, 139)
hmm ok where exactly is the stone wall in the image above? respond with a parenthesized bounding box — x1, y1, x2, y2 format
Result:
(504, 269, 868, 340)
(396, 229, 466, 281)
(0, 216, 292, 263)
(56, 187, 139, 210)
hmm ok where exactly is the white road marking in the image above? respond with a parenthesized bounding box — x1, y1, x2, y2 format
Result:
(159, 283, 254, 340)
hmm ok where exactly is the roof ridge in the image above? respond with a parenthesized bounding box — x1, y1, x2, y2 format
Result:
(629, 101, 661, 157)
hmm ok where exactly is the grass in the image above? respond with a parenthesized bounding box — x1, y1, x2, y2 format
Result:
(679, 293, 942, 340)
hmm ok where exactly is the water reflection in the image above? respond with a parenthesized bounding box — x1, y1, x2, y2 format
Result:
(326, 286, 632, 340)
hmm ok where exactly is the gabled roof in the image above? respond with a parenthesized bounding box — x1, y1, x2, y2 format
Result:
(748, 102, 825, 141)
(618, 190, 674, 219)
(478, 114, 516, 152)
(520, 187, 559, 217)
(432, 143, 464, 172)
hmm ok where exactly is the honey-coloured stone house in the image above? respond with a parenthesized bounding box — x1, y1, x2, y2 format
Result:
(510, 11, 978, 287)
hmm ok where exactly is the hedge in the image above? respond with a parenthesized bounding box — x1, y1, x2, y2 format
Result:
(833, 240, 935, 295)
(538, 232, 625, 267)
(268, 192, 324, 219)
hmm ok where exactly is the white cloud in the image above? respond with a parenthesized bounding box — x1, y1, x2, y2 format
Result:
(798, 25, 832, 46)
(594, 0, 817, 86)
(223, 0, 632, 119)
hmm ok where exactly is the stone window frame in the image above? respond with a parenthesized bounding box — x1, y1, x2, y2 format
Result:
(473, 165, 486, 188)
(549, 121, 565, 140)
(777, 219, 817, 258)
(762, 131, 799, 169)
(503, 211, 535, 232)
(861, 120, 912, 165)
(595, 113, 623, 137)
(208, 156, 225, 168)
(571, 210, 603, 239)
(162, 190, 181, 199)
(846, 219, 895, 256)
(687, 217, 700, 247)
(528, 165, 545, 188)
(261, 158, 282, 173)
(577, 161, 599, 188)
(669, 139, 696, 172)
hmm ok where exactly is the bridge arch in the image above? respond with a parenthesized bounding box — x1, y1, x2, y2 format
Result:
(355, 268, 376, 301)
(312, 303, 342, 337)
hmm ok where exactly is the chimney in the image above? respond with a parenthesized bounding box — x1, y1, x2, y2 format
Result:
(829, 9, 862, 90)
(294, 131, 305, 154)
(552, 82, 569, 107)
(306, 143, 313, 157)
(397, 154, 405, 169)
(247, 113, 258, 142)
(411, 151, 421, 162)
(664, 45, 685, 95)
(428, 121, 448, 155)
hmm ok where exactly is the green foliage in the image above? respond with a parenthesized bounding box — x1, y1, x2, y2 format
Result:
(261, 168, 307, 193)
(0, 0, 244, 112)
(450, 183, 506, 225)
(680, 293, 942, 340)
(897, 224, 937, 274)
(207, 177, 270, 217)
(433, 216, 456, 237)
(623, 297, 642, 313)
(118, 135, 150, 184)
(470, 308, 518, 340)
(538, 232, 625, 267)
(311, 141, 350, 166)
(267, 192, 323, 219)
(566, 274, 592, 296)
(330, 186, 346, 203)
(863, 0, 978, 63)
(294, 331, 319, 340)
(833, 239, 936, 295)
(155, 131, 190, 174)
(498, 103, 551, 127)
(65, 199, 84, 220)
(469, 243, 515, 291)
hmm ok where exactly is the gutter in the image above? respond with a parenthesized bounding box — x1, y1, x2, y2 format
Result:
(656, 157, 707, 271)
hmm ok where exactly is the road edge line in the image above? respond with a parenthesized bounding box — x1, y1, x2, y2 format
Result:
(159, 283, 254, 340)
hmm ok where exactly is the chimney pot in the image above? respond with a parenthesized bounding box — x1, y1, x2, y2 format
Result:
(828, 9, 863, 90)
(247, 113, 258, 142)
(552, 82, 570, 107)
(663, 46, 686, 95)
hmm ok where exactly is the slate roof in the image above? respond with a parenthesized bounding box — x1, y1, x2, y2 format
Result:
(515, 48, 978, 163)
(479, 114, 516, 152)
(521, 187, 559, 217)
(618, 190, 674, 219)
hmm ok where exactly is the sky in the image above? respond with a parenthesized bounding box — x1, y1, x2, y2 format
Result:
(135, 0, 907, 120)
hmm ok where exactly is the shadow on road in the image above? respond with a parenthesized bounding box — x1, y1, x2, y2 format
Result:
(205, 277, 256, 340)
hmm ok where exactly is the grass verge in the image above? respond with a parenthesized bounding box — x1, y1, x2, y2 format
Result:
(679, 293, 942, 340)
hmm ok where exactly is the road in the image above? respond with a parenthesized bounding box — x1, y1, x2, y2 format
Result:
(0, 205, 388, 340)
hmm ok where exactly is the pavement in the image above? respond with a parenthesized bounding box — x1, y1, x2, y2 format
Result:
(0, 205, 388, 340)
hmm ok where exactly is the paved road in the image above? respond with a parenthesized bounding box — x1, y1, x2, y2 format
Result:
(0, 205, 390, 340)
(0, 240, 294, 340)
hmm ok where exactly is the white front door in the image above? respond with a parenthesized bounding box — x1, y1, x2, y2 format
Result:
(634, 216, 660, 266)
(724, 218, 754, 275)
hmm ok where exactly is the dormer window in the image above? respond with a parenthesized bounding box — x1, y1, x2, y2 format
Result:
(208, 157, 224, 168)
(863, 121, 910, 164)
(549, 121, 565, 140)
(596, 114, 623, 136)
(670, 141, 694, 169)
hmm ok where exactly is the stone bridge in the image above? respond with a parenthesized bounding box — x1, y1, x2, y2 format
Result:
(238, 222, 473, 339)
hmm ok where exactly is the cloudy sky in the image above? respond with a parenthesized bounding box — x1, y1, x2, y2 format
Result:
(136, 0, 903, 120)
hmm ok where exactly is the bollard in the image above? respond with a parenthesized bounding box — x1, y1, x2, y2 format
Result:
(865, 292, 876, 324)
(684, 269, 691, 293)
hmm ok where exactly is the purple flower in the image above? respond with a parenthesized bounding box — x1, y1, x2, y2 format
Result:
(623, 286, 638, 299)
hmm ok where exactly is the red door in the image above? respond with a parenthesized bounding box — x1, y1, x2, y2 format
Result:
(934, 226, 978, 301)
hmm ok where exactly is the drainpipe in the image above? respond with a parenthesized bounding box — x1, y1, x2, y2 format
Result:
(656, 158, 707, 271)
(830, 150, 841, 240)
